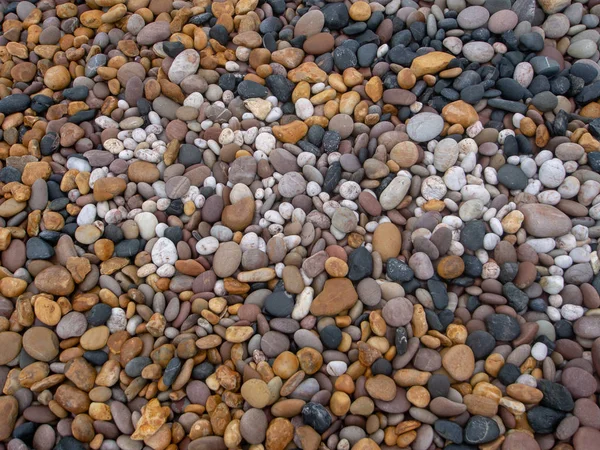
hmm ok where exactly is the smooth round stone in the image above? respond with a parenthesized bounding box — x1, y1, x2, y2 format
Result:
(56, 312, 87, 339)
(294, 10, 325, 37)
(462, 42, 494, 62)
(328, 114, 354, 139)
(457, 6, 490, 29)
(263, 290, 295, 318)
(464, 416, 500, 444)
(561, 367, 597, 398)
(0, 331, 21, 365)
(488, 10, 518, 33)
(320, 325, 342, 349)
(22, 327, 59, 362)
(497, 164, 528, 190)
(542, 14, 570, 38)
(382, 298, 413, 327)
(428, 374, 450, 398)
(407, 113, 444, 142)
(165, 176, 191, 199)
(466, 330, 496, 360)
(434, 420, 464, 444)
(240, 409, 268, 444)
(568, 40, 597, 59)
(261, 331, 290, 358)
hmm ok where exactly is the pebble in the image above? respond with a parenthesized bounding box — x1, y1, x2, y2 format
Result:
(0, 2, 598, 449)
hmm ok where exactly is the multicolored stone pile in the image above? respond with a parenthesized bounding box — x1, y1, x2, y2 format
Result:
(1, 0, 600, 450)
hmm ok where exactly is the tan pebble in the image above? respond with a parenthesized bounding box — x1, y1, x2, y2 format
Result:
(350, 396, 374, 416)
(309, 278, 358, 316)
(270, 398, 305, 417)
(519, 117, 537, 136)
(80, 326, 109, 351)
(196, 335, 222, 349)
(406, 385, 430, 408)
(343, 68, 364, 87)
(393, 369, 431, 387)
(224, 419, 242, 448)
(265, 418, 294, 450)
(390, 141, 420, 168)
(442, 100, 478, 127)
(396, 431, 417, 448)
(131, 398, 171, 440)
(365, 76, 383, 102)
(241, 379, 271, 408)
(43, 66, 71, 90)
(71, 414, 95, 442)
(0, 277, 27, 298)
(18, 361, 49, 388)
(410, 52, 455, 77)
(501, 210, 525, 234)
(297, 347, 323, 375)
(330, 391, 351, 416)
(349, 1, 371, 21)
(225, 326, 254, 343)
(324, 257, 349, 277)
(472, 382, 502, 403)
(288, 62, 327, 83)
(372, 223, 401, 262)
(463, 394, 498, 417)
(296, 426, 321, 450)
(272, 351, 299, 379)
(365, 374, 396, 401)
(499, 396, 526, 414)
(54, 384, 90, 414)
(484, 353, 505, 377)
(446, 323, 468, 344)
(506, 384, 543, 403)
(397, 68, 416, 89)
(89, 402, 112, 421)
(411, 304, 428, 337)
(352, 438, 381, 450)
(436, 255, 465, 279)
(22, 327, 59, 362)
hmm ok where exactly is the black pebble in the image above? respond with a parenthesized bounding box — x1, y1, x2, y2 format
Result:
(124, 356, 152, 378)
(371, 358, 393, 376)
(485, 313, 521, 341)
(497, 363, 521, 385)
(0, 94, 30, 115)
(434, 420, 463, 444)
(395, 327, 408, 355)
(527, 406, 565, 434)
(26, 237, 54, 259)
(55, 436, 86, 450)
(192, 361, 215, 380)
(87, 303, 112, 326)
(386, 259, 414, 282)
(347, 246, 373, 281)
(537, 379, 574, 412)
(464, 416, 500, 444)
(323, 3, 349, 30)
(302, 402, 332, 434)
(459, 220, 486, 251)
(209, 24, 229, 45)
(263, 290, 295, 317)
(163, 41, 185, 58)
(428, 374, 450, 398)
(320, 325, 342, 350)
(466, 330, 496, 360)
(83, 350, 108, 366)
